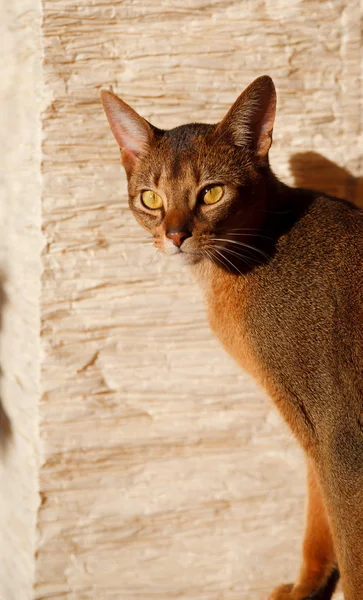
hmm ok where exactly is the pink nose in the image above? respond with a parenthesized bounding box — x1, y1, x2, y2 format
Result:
(166, 231, 190, 247)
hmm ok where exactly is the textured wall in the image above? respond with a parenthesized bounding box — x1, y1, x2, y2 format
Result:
(37, 1, 362, 599)
(37, 1, 363, 599)
(0, 0, 42, 598)
(1, 0, 362, 598)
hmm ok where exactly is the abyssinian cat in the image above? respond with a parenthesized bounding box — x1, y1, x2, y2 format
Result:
(101, 76, 363, 600)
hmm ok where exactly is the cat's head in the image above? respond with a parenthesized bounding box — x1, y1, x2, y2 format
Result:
(101, 76, 276, 271)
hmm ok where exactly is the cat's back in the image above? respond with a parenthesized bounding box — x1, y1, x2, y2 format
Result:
(245, 193, 363, 417)
(253, 193, 363, 321)
(266, 193, 363, 309)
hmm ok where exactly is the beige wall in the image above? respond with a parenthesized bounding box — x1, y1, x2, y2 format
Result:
(1, 0, 362, 598)
(0, 0, 42, 598)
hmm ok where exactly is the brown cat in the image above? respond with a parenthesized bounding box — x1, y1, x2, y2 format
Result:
(101, 76, 363, 600)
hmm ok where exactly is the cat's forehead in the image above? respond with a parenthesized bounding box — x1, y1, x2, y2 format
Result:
(154, 123, 238, 181)
(131, 121, 253, 195)
(158, 122, 215, 178)
(162, 122, 215, 150)
(132, 123, 213, 189)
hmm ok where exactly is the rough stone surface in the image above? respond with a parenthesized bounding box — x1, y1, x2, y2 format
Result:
(2, 0, 363, 598)
(0, 0, 42, 599)
(38, 1, 362, 598)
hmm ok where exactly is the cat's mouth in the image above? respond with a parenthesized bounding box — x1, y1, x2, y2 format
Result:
(153, 236, 205, 264)
(167, 247, 204, 264)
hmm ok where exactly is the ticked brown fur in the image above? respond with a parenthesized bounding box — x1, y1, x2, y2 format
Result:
(101, 76, 363, 599)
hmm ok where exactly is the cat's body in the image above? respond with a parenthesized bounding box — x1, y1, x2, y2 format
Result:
(101, 76, 363, 600)
(202, 191, 363, 452)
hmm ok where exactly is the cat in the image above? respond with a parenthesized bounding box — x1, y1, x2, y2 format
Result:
(101, 75, 363, 600)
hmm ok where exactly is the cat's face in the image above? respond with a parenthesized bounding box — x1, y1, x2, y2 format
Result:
(101, 76, 276, 271)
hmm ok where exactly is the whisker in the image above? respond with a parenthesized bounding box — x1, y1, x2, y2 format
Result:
(225, 231, 275, 242)
(211, 247, 244, 275)
(225, 249, 260, 270)
(208, 248, 231, 271)
(210, 238, 270, 261)
(203, 247, 217, 268)
(145, 245, 160, 265)
(151, 251, 160, 264)
(206, 244, 257, 273)
(220, 245, 259, 266)
(204, 248, 218, 267)
(211, 244, 259, 269)
(210, 243, 249, 259)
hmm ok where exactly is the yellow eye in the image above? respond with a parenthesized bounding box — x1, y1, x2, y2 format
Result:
(141, 190, 163, 210)
(203, 185, 224, 205)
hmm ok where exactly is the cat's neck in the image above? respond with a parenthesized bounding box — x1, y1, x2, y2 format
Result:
(264, 168, 311, 213)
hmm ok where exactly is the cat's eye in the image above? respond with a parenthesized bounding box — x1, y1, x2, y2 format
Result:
(202, 185, 224, 205)
(141, 190, 163, 210)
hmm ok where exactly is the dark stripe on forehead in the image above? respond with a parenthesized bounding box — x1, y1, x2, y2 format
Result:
(160, 122, 215, 184)
(153, 170, 161, 188)
(191, 160, 201, 185)
(171, 153, 182, 179)
(183, 189, 190, 205)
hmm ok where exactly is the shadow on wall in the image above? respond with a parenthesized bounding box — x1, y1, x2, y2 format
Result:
(0, 271, 12, 455)
(290, 152, 363, 208)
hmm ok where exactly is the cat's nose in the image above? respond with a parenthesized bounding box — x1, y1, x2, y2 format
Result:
(166, 230, 190, 247)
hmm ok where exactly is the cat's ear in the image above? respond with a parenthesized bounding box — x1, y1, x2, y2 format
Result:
(100, 90, 155, 171)
(215, 75, 276, 159)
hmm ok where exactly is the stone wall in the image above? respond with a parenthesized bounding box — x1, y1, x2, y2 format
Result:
(0, 1, 42, 598)
(1, 0, 362, 598)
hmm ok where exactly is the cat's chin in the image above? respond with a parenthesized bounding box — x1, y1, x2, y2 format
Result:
(168, 251, 203, 266)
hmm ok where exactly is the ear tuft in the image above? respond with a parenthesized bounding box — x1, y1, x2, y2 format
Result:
(215, 75, 276, 159)
(100, 90, 154, 169)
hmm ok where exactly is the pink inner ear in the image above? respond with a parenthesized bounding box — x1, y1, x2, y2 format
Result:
(256, 94, 276, 157)
(101, 90, 152, 157)
(260, 101, 276, 135)
(121, 148, 138, 174)
(215, 76, 276, 158)
(114, 119, 146, 155)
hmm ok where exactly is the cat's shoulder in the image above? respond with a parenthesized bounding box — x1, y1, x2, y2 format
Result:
(273, 189, 363, 266)
(289, 190, 363, 242)
(305, 192, 363, 226)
